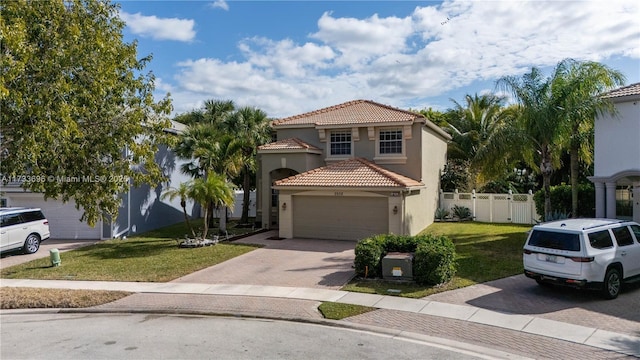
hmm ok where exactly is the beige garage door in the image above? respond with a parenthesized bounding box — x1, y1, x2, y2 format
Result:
(293, 196, 388, 240)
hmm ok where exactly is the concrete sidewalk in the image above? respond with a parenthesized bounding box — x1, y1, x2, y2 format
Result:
(2, 278, 638, 358)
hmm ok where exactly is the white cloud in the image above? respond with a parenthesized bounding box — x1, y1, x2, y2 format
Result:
(165, 0, 640, 117)
(239, 37, 335, 77)
(210, 0, 229, 11)
(120, 12, 196, 42)
(311, 12, 414, 69)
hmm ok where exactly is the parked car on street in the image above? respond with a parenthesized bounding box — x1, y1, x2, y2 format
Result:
(0, 207, 50, 254)
(523, 218, 640, 299)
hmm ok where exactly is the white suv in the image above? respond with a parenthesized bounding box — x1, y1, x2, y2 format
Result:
(523, 218, 640, 299)
(0, 207, 50, 254)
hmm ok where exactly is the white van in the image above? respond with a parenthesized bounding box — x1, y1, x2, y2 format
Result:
(0, 207, 50, 254)
(523, 218, 640, 299)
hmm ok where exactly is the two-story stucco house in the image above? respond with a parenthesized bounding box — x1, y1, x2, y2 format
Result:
(590, 83, 640, 223)
(256, 100, 451, 240)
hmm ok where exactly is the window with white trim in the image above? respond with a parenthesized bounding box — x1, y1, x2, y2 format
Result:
(379, 129, 402, 154)
(330, 130, 352, 156)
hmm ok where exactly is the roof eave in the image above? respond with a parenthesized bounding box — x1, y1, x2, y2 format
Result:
(272, 185, 424, 191)
(257, 148, 323, 155)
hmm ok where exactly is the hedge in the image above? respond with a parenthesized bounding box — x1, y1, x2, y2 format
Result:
(354, 233, 456, 285)
(533, 183, 595, 220)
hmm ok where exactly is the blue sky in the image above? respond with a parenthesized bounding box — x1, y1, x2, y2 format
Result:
(117, 0, 640, 118)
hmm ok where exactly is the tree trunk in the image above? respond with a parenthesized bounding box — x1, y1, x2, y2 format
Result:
(570, 143, 579, 218)
(182, 204, 196, 238)
(541, 150, 553, 221)
(202, 203, 209, 239)
(219, 206, 227, 233)
(240, 167, 251, 224)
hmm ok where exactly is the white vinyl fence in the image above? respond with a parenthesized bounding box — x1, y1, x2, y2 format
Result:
(439, 190, 540, 225)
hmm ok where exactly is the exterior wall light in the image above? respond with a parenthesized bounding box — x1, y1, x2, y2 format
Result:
(393, 205, 398, 214)
(282, 202, 286, 211)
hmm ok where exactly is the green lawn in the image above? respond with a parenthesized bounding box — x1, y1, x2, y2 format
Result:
(342, 222, 531, 298)
(0, 219, 261, 282)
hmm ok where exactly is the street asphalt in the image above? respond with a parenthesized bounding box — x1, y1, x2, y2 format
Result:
(1, 230, 639, 359)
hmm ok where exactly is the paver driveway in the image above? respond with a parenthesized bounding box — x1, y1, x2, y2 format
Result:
(172, 231, 356, 289)
(425, 274, 640, 337)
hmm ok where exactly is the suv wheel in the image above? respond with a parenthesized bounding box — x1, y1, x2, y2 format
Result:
(602, 268, 621, 300)
(23, 234, 40, 254)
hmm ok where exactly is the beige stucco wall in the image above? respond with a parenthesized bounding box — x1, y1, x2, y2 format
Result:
(419, 125, 449, 230)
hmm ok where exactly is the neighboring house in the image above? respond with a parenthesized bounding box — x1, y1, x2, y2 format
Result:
(0, 121, 196, 240)
(256, 100, 451, 240)
(590, 83, 640, 223)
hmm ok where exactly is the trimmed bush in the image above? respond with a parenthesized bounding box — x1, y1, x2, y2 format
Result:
(354, 234, 386, 278)
(413, 234, 457, 285)
(353, 233, 457, 285)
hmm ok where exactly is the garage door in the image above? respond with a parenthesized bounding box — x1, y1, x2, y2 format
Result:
(293, 196, 388, 240)
(7, 195, 101, 240)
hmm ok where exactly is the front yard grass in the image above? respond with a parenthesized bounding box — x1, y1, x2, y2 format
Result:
(0, 219, 261, 282)
(342, 222, 530, 298)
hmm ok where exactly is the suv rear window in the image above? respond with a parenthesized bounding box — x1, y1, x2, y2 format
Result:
(588, 230, 614, 249)
(528, 230, 580, 251)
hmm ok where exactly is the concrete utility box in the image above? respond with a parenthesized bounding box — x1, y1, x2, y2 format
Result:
(382, 252, 413, 281)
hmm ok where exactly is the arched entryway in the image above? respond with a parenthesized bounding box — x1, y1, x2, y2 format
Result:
(266, 168, 298, 228)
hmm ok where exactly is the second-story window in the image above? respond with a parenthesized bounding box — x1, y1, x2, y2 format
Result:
(379, 129, 402, 154)
(330, 130, 351, 156)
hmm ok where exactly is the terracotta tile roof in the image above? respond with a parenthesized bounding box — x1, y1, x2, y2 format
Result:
(274, 158, 423, 189)
(258, 138, 321, 151)
(601, 82, 640, 99)
(272, 100, 424, 127)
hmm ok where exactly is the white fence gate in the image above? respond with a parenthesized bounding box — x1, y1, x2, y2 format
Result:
(440, 190, 539, 225)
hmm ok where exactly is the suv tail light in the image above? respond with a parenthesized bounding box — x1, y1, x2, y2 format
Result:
(43, 221, 49, 225)
(569, 256, 594, 262)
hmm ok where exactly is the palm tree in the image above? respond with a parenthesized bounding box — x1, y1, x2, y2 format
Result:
(497, 68, 565, 219)
(223, 106, 271, 224)
(551, 59, 625, 217)
(446, 93, 511, 188)
(161, 182, 196, 238)
(203, 99, 235, 126)
(187, 173, 235, 240)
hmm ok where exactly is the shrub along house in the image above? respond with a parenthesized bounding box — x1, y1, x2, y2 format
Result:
(256, 100, 451, 240)
(590, 83, 640, 223)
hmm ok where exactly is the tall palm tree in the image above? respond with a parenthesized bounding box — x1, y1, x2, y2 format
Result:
(497, 68, 564, 219)
(223, 106, 271, 224)
(161, 182, 196, 238)
(187, 173, 235, 240)
(551, 59, 625, 217)
(446, 93, 512, 188)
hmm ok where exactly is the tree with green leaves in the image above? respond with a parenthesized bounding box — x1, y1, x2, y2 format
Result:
(221, 107, 271, 224)
(187, 173, 235, 240)
(446, 93, 513, 189)
(497, 68, 566, 219)
(1, 0, 172, 225)
(551, 59, 624, 218)
(161, 183, 196, 238)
